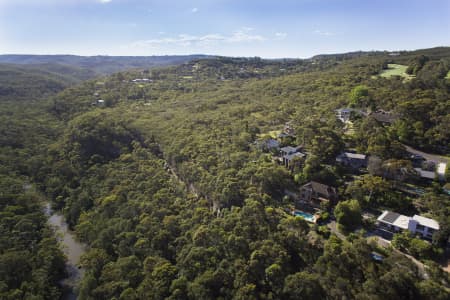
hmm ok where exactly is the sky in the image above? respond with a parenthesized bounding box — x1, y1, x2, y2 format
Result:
(0, 0, 449, 58)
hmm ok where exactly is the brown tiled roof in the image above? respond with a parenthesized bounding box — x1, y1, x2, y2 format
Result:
(302, 181, 337, 198)
(370, 111, 398, 124)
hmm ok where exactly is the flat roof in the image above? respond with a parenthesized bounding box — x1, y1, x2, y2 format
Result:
(341, 152, 366, 160)
(284, 152, 306, 161)
(336, 108, 353, 113)
(414, 168, 436, 179)
(437, 163, 447, 175)
(413, 215, 440, 230)
(378, 211, 399, 223)
(378, 210, 440, 231)
(280, 146, 298, 153)
(377, 210, 410, 230)
(392, 215, 411, 230)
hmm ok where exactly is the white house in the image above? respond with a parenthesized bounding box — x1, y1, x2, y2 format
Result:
(437, 162, 447, 181)
(335, 108, 353, 123)
(335, 108, 366, 123)
(377, 210, 439, 240)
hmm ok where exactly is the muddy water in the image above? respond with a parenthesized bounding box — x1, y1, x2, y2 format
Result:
(44, 203, 86, 300)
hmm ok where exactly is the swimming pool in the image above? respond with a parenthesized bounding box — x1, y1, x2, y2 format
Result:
(294, 210, 315, 223)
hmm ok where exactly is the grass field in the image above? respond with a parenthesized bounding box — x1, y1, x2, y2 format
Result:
(379, 64, 415, 81)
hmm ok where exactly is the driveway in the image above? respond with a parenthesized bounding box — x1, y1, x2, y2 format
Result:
(327, 220, 346, 240)
(403, 144, 449, 164)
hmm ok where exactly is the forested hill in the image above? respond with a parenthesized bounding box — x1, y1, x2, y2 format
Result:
(0, 55, 211, 102)
(1, 47, 450, 299)
(0, 54, 211, 76)
(310, 46, 450, 61)
(0, 63, 97, 102)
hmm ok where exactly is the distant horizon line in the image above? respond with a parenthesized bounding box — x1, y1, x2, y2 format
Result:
(0, 45, 449, 60)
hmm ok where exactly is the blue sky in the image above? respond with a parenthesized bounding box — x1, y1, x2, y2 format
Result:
(0, 0, 449, 58)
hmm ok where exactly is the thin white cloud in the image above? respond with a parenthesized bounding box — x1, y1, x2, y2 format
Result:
(128, 28, 266, 49)
(0, 0, 101, 4)
(275, 32, 287, 40)
(313, 29, 334, 36)
(228, 28, 265, 42)
(191, 7, 198, 13)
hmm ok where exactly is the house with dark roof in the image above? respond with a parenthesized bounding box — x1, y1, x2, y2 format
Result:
(376, 210, 439, 240)
(369, 110, 398, 125)
(298, 181, 338, 208)
(336, 152, 367, 170)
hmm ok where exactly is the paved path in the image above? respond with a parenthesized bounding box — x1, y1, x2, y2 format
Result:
(403, 144, 449, 163)
(326, 220, 347, 240)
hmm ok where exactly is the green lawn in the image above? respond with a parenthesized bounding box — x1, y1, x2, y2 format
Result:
(344, 121, 355, 136)
(379, 64, 415, 81)
(257, 129, 282, 139)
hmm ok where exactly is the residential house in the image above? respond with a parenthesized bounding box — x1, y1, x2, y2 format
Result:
(298, 181, 338, 208)
(412, 160, 446, 182)
(369, 109, 398, 125)
(376, 210, 439, 240)
(257, 139, 280, 152)
(132, 78, 152, 83)
(437, 162, 447, 181)
(335, 108, 353, 123)
(280, 146, 306, 169)
(92, 99, 105, 106)
(414, 168, 436, 181)
(335, 108, 366, 123)
(283, 152, 306, 169)
(280, 146, 300, 156)
(336, 152, 367, 169)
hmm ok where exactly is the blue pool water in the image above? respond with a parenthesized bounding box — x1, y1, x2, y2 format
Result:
(371, 252, 384, 262)
(294, 210, 315, 222)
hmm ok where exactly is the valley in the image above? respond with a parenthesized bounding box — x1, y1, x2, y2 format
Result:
(1, 48, 449, 299)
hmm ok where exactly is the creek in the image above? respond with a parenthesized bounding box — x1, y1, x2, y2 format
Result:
(44, 203, 86, 300)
